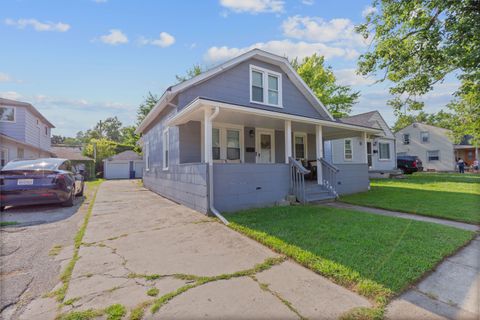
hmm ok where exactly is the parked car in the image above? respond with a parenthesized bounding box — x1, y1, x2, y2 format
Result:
(397, 155, 424, 174)
(0, 158, 84, 211)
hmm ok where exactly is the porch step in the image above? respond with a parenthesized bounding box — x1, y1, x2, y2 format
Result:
(304, 186, 335, 202)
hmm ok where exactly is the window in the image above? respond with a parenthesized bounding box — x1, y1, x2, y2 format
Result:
(212, 128, 220, 160)
(0, 148, 8, 168)
(250, 65, 282, 107)
(421, 131, 429, 143)
(17, 147, 24, 159)
(344, 139, 353, 160)
(0, 106, 15, 122)
(403, 134, 410, 145)
(378, 143, 390, 160)
(163, 129, 169, 170)
(45, 126, 48, 136)
(144, 142, 150, 171)
(226, 129, 240, 160)
(294, 133, 307, 160)
(427, 150, 440, 161)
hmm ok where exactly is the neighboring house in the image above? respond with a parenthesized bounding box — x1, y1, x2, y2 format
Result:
(0, 98, 54, 168)
(103, 150, 144, 180)
(325, 111, 398, 178)
(136, 49, 381, 214)
(454, 135, 478, 168)
(395, 123, 457, 171)
(51, 145, 95, 179)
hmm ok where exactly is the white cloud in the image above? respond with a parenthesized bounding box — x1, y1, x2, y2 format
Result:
(139, 32, 175, 48)
(362, 5, 377, 18)
(335, 69, 375, 86)
(301, 0, 314, 5)
(219, 0, 284, 14)
(204, 39, 359, 63)
(282, 15, 367, 47)
(99, 29, 128, 45)
(4, 18, 70, 32)
(0, 91, 23, 100)
(0, 73, 12, 82)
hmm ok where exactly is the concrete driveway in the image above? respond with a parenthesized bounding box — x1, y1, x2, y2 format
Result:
(19, 180, 371, 319)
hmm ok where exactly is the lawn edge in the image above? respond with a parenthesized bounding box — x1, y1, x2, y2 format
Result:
(338, 199, 480, 226)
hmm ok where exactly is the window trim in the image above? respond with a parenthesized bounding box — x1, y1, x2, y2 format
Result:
(293, 132, 308, 160)
(0, 106, 16, 123)
(163, 129, 169, 170)
(255, 127, 276, 164)
(403, 133, 410, 145)
(344, 139, 353, 161)
(211, 122, 245, 162)
(427, 150, 440, 162)
(378, 142, 391, 160)
(420, 131, 429, 143)
(249, 64, 283, 108)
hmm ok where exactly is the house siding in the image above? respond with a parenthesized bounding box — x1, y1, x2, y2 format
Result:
(176, 58, 330, 120)
(0, 106, 26, 141)
(213, 163, 289, 212)
(179, 121, 202, 163)
(335, 163, 369, 195)
(395, 123, 455, 171)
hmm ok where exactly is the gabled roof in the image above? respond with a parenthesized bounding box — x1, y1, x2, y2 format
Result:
(0, 97, 55, 128)
(51, 145, 94, 161)
(340, 110, 393, 138)
(136, 49, 334, 134)
(107, 150, 142, 161)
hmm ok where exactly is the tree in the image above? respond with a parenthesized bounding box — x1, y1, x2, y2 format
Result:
(136, 92, 160, 126)
(121, 126, 141, 152)
(51, 135, 65, 145)
(356, 0, 480, 116)
(392, 110, 456, 132)
(175, 64, 204, 83)
(291, 54, 359, 118)
(447, 84, 479, 146)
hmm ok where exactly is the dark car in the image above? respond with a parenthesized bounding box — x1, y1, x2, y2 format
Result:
(397, 155, 424, 174)
(0, 158, 84, 211)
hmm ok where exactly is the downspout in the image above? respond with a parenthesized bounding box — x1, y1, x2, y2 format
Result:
(207, 107, 229, 225)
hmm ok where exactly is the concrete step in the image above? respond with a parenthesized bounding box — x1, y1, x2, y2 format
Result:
(305, 193, 336, 202)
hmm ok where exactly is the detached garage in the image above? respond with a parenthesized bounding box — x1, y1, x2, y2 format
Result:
(104, 150, 144, 179)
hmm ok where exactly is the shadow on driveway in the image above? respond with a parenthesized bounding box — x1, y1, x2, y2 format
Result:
(1, 197, 85, 227)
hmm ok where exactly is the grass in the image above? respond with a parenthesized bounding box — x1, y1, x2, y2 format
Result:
(340, 172, 480, 224)
(49, 245, 63, 256)
(0, 221, 18, 227)
(57, 303, 125, 320)
(226, 206, 474, 300)
(146, 287, 159, 297)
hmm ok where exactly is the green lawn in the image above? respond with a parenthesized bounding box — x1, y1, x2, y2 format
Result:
(340, 173, 480, 224)
(227, 205, 473, 298)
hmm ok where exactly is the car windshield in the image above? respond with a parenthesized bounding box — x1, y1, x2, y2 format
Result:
(1, 159, 60, 171)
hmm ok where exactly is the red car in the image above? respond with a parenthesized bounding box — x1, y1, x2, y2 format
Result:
(0, 158, 84, 211)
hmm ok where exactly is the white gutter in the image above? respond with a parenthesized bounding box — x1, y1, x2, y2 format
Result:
(207, 107, 229, 225)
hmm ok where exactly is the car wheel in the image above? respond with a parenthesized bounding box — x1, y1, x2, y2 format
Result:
(62, 190, 75, 207)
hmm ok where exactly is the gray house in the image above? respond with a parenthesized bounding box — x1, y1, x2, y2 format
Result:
(136, 49, 380, 215)
(326, 111, 398, 178)
(0, 98, 54, 168)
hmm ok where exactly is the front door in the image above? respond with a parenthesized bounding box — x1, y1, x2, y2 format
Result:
(367, 141, 373, 168)
(255, 129, 275, 163)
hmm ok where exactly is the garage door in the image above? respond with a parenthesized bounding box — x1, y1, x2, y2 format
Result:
(105, 161, 130, 179)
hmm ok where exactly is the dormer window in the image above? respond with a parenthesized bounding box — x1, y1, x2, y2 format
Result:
(0, 106, 15, 122)
(250, 65, 282, 107)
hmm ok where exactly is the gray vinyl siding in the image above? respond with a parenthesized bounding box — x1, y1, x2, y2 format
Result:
(331, 136, 365, 164)
(176, 58, 330, 120)
(371, 138, 395, 170)
(335, 164, 369, 195)
(213, 163, 289, 212)
(0, 106, 26, 141)
(179, 121, 201, 163)
(24, 110, 51, 151)
(275, 130, 285, 163)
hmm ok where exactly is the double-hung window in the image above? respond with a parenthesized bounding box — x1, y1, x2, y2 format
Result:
(212, 128, 221, 160)
(250, 65, 282, 107)
(163, 129, 169, 170)
(344, 139, 353, 160)
(378, 142, 390, 160)
(211, 126, 243, 162)
(226, 129, 240, 160)
(427, 150, 439, 161)
(403, 134, 410, 145)
(421, 131, 429, 143)
(294, 133, 307, 160)
(0, 106, 15, 122)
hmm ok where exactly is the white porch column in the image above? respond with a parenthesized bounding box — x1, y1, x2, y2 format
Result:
(204, 107, 212, 164)
(285, 120, 292, 163)
(316, 125, 323, 185)
(363, 132, 368, 164)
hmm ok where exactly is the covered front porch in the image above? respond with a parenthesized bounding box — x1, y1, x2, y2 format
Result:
(168, 98, 380, 212)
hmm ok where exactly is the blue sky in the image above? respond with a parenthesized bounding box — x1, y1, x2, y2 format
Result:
(0, 0, 457, 136)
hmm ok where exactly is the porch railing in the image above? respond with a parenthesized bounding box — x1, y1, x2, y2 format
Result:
(319, 158, 340, 198)
(289, 157, 310, 204)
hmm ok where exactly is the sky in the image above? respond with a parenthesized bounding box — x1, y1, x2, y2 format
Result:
(0, 0, 458, 136)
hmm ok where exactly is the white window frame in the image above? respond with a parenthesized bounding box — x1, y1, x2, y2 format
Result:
(378, 142, 391, 160)
(403, 133, 410, 145)
(420, 131, 429, 143)
(212, 123, 245, 162)
(249, 64, 282, 108)
(344, 139, 353, 161)
(293, 132, 308, 160)
(427, 150, 440, 162)
(0, 106, 16, 123)
(163, 128, 169, 170)
(144, 141, 150, 171)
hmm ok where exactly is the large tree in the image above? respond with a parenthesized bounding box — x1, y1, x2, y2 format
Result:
(291, 54, 359, 118)
(357, 0, 479, 143)
(136, 92, 160, 126)
(175, 64, 204, 83)
(392, 110, 457, 132)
